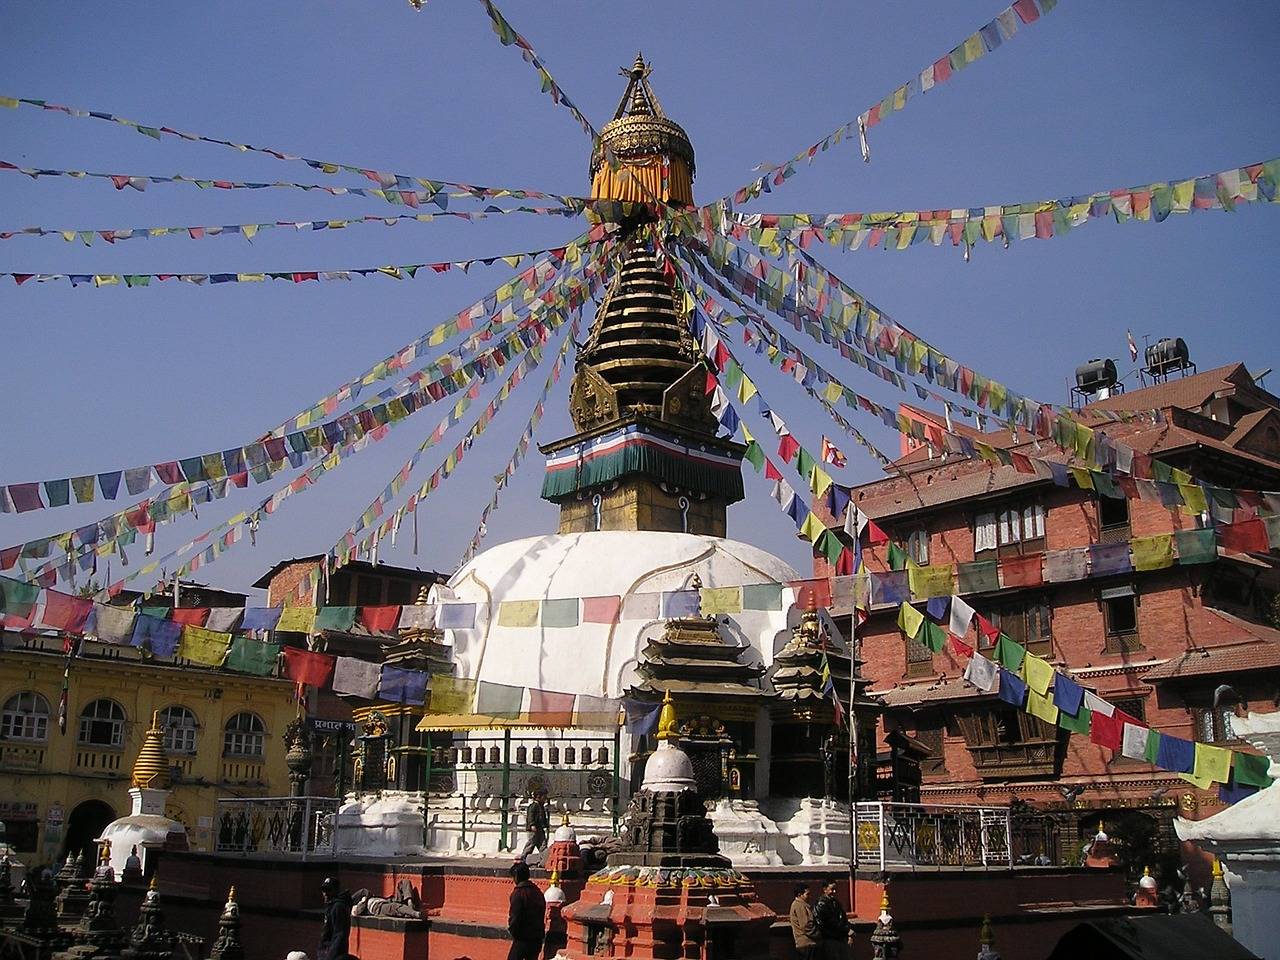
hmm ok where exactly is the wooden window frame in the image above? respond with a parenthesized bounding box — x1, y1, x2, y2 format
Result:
(1101, 586, 1142, 653)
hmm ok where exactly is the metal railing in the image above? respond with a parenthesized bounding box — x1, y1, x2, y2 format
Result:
(214, 797, 339, 860)
(852, 801, 1012, 871)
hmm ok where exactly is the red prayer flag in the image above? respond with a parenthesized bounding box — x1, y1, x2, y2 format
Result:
(790, 578, 833, 610)
(764, 459, 783, 482)
(948, 633, 975, 658)
(39, 590, 93, 633)
(8, 483, 44, 513)
(281, 646, 336, 688)
(976, 614, 1000, 643)
(170, 608, 210, 627)
(835, 547, 855, 576)
(1219, 518, 1269, 555)
(1089, 708, 1137, 752)
(1013, 0, 1040, 23)
(1000, 553, 1044, 588)
(528, 689, 575, 726)
(359, 605, 402, 634)
(865, 520, 889, 546)
(581, 595, 621, 624)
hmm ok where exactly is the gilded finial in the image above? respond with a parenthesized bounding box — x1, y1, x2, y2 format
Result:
(980, 914, 994, 945)
(880, 890, 890, 912)
(98, 840, 112, 864)
(561, 810, 570, 827)
(149, 876, 158, 891)
(550, 869, 561, 885)
(228, 885, 237, 902)
(1142, 865, 1151, 877)
(132, 709, 171, 790)
(656, 690, 678, 742)
(1212, 859, 1223, 879)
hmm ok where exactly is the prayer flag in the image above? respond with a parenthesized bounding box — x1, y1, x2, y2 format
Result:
(897, 602, 925, 639)
(1043, 548, 1088, 582)
(281, 647, 335, 687)
(332, 657, 381, 698)
(397, 604, 435, 631)
(359, 605, 402, 634)
(541, 598, 579, 628)
(581, 595, 621, 623)
(621, 592, 661, 620)
(790, 578, 833, 609)
(1156, 734, 1195, 773)
(1058, 702, 1092, 734)
(662, 589, 701, 618)
(1026, 687, 1058, 725)
(170, 607, 210, 627)
(1089, 542, 1132, 577)
(1020, 652, 1054, 696)
(963, 652, 999, 693)
(957, 560, 999, 594)
(315, 606, 357, 632)
(528, 689, 574, 726)
(205, 608, 244, 632)
(225, 637, 279, 675)
(908, 563, 954, 599)
(476, 681, 523, 718)
(131, 615, 181, 658)
(1052, 672, 1085, 716)
(999, 553, 1043, 588)
(89, 605, 136, 644)
(379, 665, 427, 705)
(240, 607, 283, 631)
(1233, 751, 1274, 788)
(741, 583, 783, 611)
(39, 591, 93, 633)
(997, 668, 1026, 707)
(277, 606, 317, 634)
(698, 587, 741, 616)
(994, 634, 1026, 672)
(1193, 742, 1232, 785)
(429, 675, 477, 714)
(178, 625, 230, 666)
(1121, 722, 1150, 761)
(624, 698, 661, 735)
(498, 600, 540, 627)
(871, 570, 910, 606)
(574, 694, 620, 727)
(1131, 534, 1174, 571)
(437, 602, 476, 629)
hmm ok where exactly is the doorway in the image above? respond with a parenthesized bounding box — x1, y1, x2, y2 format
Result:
(61, 799, 116, 863)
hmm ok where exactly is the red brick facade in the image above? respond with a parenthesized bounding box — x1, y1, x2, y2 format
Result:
(816, 364, 1280, 885)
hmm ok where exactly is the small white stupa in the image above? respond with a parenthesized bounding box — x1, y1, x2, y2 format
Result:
(1175, 710, 1280, 959)
(98, 711, 188, 878)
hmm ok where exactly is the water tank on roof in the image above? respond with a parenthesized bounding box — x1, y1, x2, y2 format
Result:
(1144, 337, 1191, 377)
(1075, 358, 1118, 395)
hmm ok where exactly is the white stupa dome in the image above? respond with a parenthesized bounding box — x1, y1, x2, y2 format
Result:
(641, 740, 697, 792)
(444, 531, 799, 701)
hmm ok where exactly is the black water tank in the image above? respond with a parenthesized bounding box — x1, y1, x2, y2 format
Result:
(1145, 337, 1190, 375)
(1075, 358, 1118, 393)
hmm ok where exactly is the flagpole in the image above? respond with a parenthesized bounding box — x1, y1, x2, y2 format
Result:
(846, 585, 859, 926)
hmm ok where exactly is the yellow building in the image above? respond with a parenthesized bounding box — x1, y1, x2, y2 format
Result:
(0, 630, 297, 867)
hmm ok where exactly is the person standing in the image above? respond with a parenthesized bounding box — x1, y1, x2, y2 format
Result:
(789, 882, 818, 959)
(814, 880, 850, 958)
(520, 788, 550, 862)
(506, 861, 545, 960)
(318, 877, 351, 960)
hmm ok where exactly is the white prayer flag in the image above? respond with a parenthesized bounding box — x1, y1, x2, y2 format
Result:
(949, 595, 976, 640)
(963, 652, 1000, 694)
(331, 657, 381, 699)
(1121, 722, 1150, 761)
(1083, 691, 1115, 717)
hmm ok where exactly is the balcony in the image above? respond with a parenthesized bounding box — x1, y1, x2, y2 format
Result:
(74, 748, 124, 774)
(968, 738, 1059, 779)
(214, 797, 339, 859)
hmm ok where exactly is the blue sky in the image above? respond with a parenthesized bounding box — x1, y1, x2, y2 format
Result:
(2, 0, 1277, 599)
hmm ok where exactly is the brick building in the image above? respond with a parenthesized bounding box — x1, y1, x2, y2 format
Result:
(817, 362, 1280, 876)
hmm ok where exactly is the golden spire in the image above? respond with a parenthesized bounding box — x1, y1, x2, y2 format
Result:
(228, 885, 237, 902)
(1212, 858, 1223, 879)
(979, 914, 994, 946)
(656, 690, 678, 742)
(561, 810, 571, 827)
(98, 839, 112, 866)
(132, 710, 171, 790)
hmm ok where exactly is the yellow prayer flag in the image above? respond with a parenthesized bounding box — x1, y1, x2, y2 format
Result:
(277, 606, 317, 634)
(1070, 467, 1095, 491)
(497, 600, 540, 627)
(1178, 483, 1208, 514)
(809, 467, 833, 498)
(178, 626, 231, 666)
(0, 97, 18, 109)
(237, 273, 265, 283)
(1131, 534, 1174, 571)
(908, 563, 955, 600)
(963, 34, 985, 62)
(897, 602, 924, 640)
(93, 275, 120, 287)
(1026, 687, 1059, 725)
(1179, 771, 1215, 790)
(1193, 742, 1232, 784)
(824, 381, 843, 404)
(1172, 180, 1195, 213)
(241, 224, 259, 240)
(1021, 652, 1055, 696)
(429, 675, 477, 714)
(737, 376, 757, 405)
(699, 587, 742, 616)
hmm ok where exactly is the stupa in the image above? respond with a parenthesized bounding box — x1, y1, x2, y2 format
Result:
(389, 55, 872, 865)
(559, 693, 775, 958)
(97, 713, 188, 879)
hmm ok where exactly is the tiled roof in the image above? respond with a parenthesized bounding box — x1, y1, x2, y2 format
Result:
(1083, 362, 1255, 414)
(875, 675, 991, 708)
(1140, 608, 1280, 682)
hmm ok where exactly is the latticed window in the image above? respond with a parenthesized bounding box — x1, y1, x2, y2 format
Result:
(78, 698, 126, 747)
(905, 631, 933, 678)
(159, 705, 198, 754)
(1193, 706, 1236, 744)
(223, 712, 265, 758)
(1, 692, 50, 742)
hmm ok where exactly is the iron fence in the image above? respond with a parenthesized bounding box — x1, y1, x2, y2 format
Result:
(214, 797, 339, 859)
(852, 801, 1013, 870)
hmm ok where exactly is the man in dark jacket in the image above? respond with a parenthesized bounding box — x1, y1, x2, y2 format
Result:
(507, 861, 545, 960)
(520, 788, 550, 862)
(318, 877, 351, 960)
(813, 880, 849, 958)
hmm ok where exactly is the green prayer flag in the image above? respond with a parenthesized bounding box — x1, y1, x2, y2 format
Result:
(0, 577, 40, 618)
(795, 447, 815, 482)
(994, 634, 1026, 672)
(476, 680, 523, 719)
(1058, 705, 1092, 735)
(225, 637, 280, 676)
(923, 620, 946, 653)
(314, 606, 357, 632)
(743, 441, 765, 472)
(957, 560, 1000, 593)
(541, 598, 579, 628)
(1233, 751, 1274, 788)
(817, 529, 843, 566)
(887, 543, 908, 572)
(1144, 730, 1162, 764)
(1175, 528, 1217, 565)
(742, 583, 783, 610)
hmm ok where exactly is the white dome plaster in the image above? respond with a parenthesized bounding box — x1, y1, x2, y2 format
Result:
(641, 741, 697, 793)
(445, 531, 799, 701)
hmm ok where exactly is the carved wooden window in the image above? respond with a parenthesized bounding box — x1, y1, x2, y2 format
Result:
(1101, 585, 1142, 653)
(955, 705, 1059, 779)
(1098, 494, 1131, 542)
(905, 631, 933, 679)
(913, 725, 946, 776)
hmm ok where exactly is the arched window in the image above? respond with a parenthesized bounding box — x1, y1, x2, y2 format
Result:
(158, 705, 198, 754)
(78, 699, 126, 747)
(1, 692, 50, 742)
(223, 712, 265, 758)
